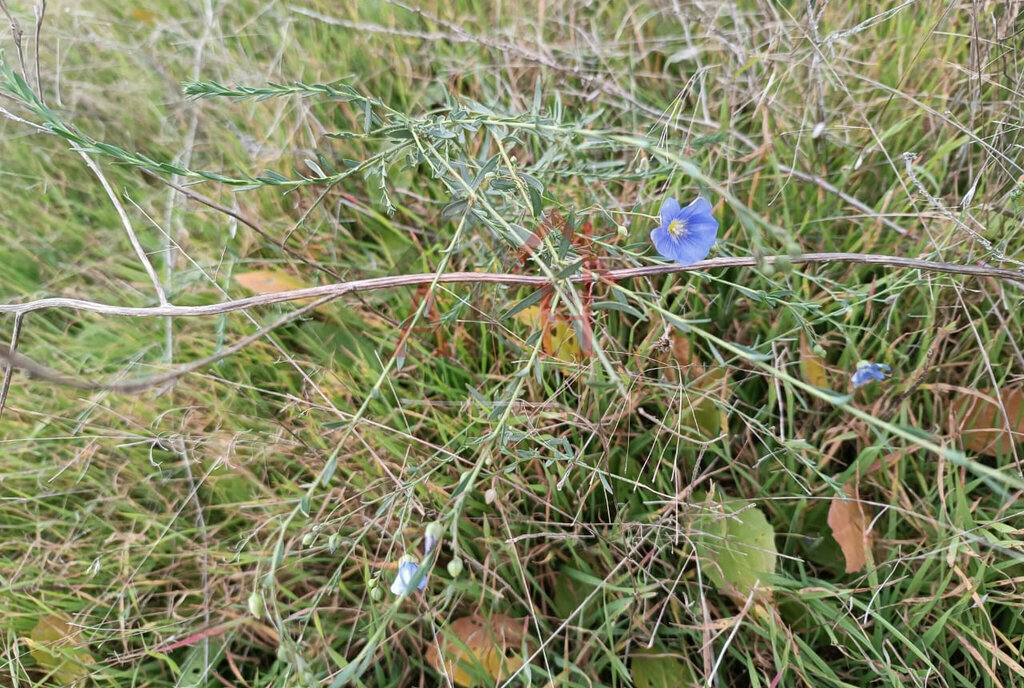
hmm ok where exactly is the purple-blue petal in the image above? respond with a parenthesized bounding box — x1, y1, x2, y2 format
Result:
(660, 197, 682, 226)
(679, 197, 713, 221)
(851, 363, 890, 388)
(390, 561, 429, 594)
(650, 196, 719, 265)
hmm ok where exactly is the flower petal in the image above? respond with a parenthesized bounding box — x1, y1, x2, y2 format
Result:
(390, 561, 428, 595)
(659, 197, 682, 226)
(680, 197, 713, 220)
(851, 362, 890, 388)
(650, 226, 680, 261)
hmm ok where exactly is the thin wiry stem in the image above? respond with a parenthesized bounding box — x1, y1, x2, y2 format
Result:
(32, 0, 43, 103)
(77, 151, 169, 305)
(0, 0, 26, 80)
(0, 311, 24, 417)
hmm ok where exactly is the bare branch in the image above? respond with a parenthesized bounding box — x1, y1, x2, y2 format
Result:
(0, 252, 1019, 320)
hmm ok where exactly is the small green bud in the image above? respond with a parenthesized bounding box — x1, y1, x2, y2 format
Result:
(447, 557, 464, 577)
(369, 586, 384, 601)
(424, 521, 443, 554)
(301, 532, 314, 547)
(786, 242, 801, 259)
(812, 344, 827, 358)
(762, 264, 776, 277)
(425, 521, 443, 541)
(327, 533, 340, 553)
(247, 591, 263, 617)
(774, 256, 793, 274)
(616, 224, 628, 239)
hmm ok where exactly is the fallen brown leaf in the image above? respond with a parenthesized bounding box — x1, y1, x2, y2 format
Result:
(827, 483, 873, 573)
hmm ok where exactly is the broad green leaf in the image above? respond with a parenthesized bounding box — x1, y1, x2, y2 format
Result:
(552, 566, 597, 620)
(692, 497, 777, 600)
(631, 649, 697, 688)
(27, 614, 94, 686)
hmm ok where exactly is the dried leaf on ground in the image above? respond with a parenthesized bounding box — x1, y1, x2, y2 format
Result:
(827, 482, 873, 573)
(234, 269, 315, 304)
(425, 614, 526, 687)
(950, 387, 1024, 457)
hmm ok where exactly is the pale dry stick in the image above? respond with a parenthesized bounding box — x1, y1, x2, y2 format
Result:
(1, 252, 1021, 320)
(1, 252, 1022, 393)
(0, 103, 41, 129)
(0, 312, 24, 418)
(0, 0, 26, 80)
(31, 0, 43, 103)
(1, 296, 333, 394)
(164, 0, 215, 372)
(77, 151, 168, 305)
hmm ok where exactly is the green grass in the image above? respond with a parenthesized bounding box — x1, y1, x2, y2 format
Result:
(1, 1, 1023, 687)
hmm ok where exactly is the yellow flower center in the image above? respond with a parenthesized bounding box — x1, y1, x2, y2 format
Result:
(668, 219, 687, 238)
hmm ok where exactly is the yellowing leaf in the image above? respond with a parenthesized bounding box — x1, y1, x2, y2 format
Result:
(951, 388, 1024, 457)
(799, 333, 828, 388)
(692, 497, 776, 601)
(669, 334, 728, 438)
(632, 650, 697, 688)
(514, 306, 580, 361)
(425, 614, 526, 687)
(27, 614, 95, 686)
(234, 270, 315, 305)
(131, 8, 158, 24)
(827, 483, 872, 573)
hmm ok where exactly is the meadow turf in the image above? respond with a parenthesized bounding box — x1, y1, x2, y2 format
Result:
(1, 1, 1023, 686)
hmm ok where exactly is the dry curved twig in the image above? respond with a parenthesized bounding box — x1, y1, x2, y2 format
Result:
(0, 252, 1020, 396)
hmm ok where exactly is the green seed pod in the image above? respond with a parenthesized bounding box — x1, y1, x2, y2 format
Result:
(447, 557, 464, 578)
(369, 586, 384, 601)
(774, 256, 793, 274)
(247, 591, 263, 617)
(812, 344, 827, 358)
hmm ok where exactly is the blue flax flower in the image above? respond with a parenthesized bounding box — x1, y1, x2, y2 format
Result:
(651, 197, 719, 265)
(390, 560, 428, 595)
(851, 361, 890, 389)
